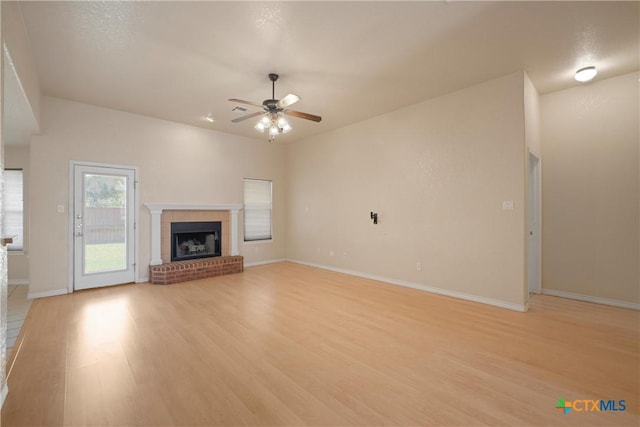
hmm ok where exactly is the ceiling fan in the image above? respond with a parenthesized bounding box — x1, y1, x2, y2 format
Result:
(229, 73, 321, 140)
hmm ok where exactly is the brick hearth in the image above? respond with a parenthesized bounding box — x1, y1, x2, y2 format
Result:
(149, 255, 243, 285)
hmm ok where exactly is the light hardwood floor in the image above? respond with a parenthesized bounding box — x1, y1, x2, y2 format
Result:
(2, 262, 639, 426)
(6, 285, 32, 353)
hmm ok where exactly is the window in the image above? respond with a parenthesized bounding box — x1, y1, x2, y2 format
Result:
(3, 169, 24, 251)
(243, 178, 272, 241)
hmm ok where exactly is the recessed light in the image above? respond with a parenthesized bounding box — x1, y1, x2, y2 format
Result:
(575, 66, 597, 83)
(205, 114, 215, 123)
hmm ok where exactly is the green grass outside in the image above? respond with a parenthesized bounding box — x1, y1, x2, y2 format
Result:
(85, 242, 126, 273)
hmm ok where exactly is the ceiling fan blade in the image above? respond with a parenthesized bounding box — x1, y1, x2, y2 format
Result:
(284, 109, 322, 123)
(231, 111, 264, 123)
(276, 94, 300, 109)
(228, 98, 264, 109)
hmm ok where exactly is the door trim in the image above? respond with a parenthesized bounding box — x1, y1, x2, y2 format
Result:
(527, 152, 542, 294)
(67, 160, 140, 294)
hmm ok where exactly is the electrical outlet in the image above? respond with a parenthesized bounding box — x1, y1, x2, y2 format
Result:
(416, 262, 422, 271)
(57, 204, 65, 213)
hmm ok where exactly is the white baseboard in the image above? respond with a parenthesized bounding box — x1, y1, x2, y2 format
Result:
(8, 279, 29, 286)
(244, 258, 286, 268)
(0, 383, 8, 408)
(137, 276, 150, 283)
(27, 288, 68, 300)
(287, 259, 528, 312)
(542, 289, 640, 310)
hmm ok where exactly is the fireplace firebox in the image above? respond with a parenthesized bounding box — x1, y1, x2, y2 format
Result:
(171, 221, 221, 262)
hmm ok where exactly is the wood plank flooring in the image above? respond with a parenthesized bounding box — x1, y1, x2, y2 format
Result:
(2, 261, 639, 426)
(6, 285, 32, 353)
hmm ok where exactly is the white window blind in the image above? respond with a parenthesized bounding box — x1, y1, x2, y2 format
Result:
(3, 169, 24, 251)
(243, 178, 272, 241)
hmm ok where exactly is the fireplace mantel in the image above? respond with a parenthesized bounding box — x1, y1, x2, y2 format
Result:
(145, 203, 242, 266)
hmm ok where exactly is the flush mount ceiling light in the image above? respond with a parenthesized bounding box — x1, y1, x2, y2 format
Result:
(229, 73, 321, 142)
(575, 66, 598, 82)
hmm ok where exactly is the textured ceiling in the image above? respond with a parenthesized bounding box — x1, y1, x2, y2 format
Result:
(10, 1, 640, 143)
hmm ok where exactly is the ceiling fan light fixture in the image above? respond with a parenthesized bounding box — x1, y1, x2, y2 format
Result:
(230, 73, 321, 141)
(575, 66, 597, 82)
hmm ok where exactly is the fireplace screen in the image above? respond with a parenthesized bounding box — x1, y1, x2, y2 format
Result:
(171, 221, 222, 262)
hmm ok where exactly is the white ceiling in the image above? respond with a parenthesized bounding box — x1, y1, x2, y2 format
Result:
(7, 1, 640, 144)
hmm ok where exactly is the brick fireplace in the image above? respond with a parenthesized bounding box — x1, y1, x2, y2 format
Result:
(145, 204, 244, 284)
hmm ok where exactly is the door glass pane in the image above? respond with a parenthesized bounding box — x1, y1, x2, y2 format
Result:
(83, 174, 127, 274)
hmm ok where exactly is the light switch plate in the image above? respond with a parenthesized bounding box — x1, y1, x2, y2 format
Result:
(502, 200, 514, 211)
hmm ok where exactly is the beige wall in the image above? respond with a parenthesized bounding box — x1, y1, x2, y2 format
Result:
(541, 72, 639, 304)
(286, 72, 528, 309)
(4, 146, 29, 284)
(28, 97, 286, 297)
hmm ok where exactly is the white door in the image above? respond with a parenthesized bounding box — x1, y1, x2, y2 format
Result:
(528, 153, 541, 294)
(73, 164, 135, 290)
